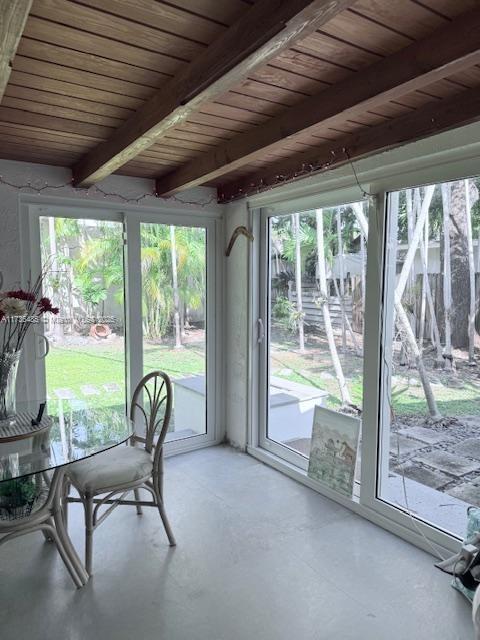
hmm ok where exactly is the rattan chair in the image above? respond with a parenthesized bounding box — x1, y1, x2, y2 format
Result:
(65, 371, 176, 576)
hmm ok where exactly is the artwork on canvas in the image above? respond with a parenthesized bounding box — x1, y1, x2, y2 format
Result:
(307, 405, 361, 498)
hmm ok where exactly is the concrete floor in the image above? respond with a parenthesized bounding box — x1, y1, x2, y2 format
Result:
(0, 445, 474, 640)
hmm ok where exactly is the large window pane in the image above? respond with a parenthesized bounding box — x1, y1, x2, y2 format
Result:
(140, 223, 207, 442)
(40, 217, 126, 415)
(379, 178, 480, 537)
(266, 203, 367, 473)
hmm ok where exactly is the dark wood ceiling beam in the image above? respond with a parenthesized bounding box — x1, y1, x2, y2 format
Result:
(217, 85, 480, 202)
(0, 0, 33, 102)
(155, 7, 480, 196)
(72, 0, 356, 186)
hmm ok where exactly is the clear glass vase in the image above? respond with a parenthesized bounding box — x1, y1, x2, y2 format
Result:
(0, 350, 21, 421)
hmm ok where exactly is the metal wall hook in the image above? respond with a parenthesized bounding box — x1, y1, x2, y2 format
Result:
(225, 226, 254, 257)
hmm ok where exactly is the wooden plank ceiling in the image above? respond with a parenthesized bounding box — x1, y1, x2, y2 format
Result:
(0, 0, 479, 201)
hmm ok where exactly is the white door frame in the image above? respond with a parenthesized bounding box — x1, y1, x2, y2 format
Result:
(248, 147, 480, 555)
(20, 195, 224, 456)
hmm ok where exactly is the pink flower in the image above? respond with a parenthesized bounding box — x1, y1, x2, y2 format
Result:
(38, 297, 59, 315)
(7, 289, 36, 302)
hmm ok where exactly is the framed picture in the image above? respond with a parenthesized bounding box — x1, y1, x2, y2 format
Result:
(307, 405, 361, 498)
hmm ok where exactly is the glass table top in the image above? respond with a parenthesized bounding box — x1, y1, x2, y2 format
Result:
(0, 399, 133, 482)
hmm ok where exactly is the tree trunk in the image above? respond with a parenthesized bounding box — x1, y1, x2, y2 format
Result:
(418, 207, 429, 350)
(48, 217, 64, 340)
(393, 185, 441, 419)
(450, 180, 470, 349)
(292, 213, 305, 352)
(352, 201, 367, 321)
(336, 209, 347, 351)
(316, 209, 352, 406)
(396, 185, 435, 301)
(332, 277, 360, 354)
(395, 300, 442, 420)
(170, 225, 182, 349)
(441, 183, 453, 369)
(465, 178, 477, 364)
(360, 232, 366, 320)
(419, 238, 443, 364)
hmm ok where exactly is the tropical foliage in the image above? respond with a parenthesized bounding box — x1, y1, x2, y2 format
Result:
(40, 218, 206, 345)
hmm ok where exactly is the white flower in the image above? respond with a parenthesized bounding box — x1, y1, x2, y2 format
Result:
(0, 297, 27, 316)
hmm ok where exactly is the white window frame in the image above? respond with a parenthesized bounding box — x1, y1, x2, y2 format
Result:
(248, 122, 480, 556)
(20, 194, 224, 456)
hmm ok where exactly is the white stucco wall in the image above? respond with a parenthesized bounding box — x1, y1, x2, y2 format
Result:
(224, 200, 250, 449)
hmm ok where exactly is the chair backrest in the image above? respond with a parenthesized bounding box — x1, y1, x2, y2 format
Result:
(129, 371, 172, 453)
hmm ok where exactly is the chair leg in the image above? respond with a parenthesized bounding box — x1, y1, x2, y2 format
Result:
(133, 488, 143, 515)
(153, 476, 176, 547)
(62, 479, 70, 530)
(83, 494, 94, 576)
(41, 523, 84, 589)
(42, 517, 55, 542)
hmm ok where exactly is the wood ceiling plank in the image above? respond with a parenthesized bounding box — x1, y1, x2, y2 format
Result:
(16, 38, 168, 86)
(155, 7, 480, 194)
(215, 92, 288, 118)
(12, 56, 157, 99)
(251, 64, 330, 94)
(447, 67, 480, 88)
(185, 112, 253, 133)
(195, 102, 268, 131)
(72, 0, 356, 186)
(0, 124, 96, 148)
(0, 106, 112, 138)
(4, 85, 134, 119)
(352, 0, 447, 39)
(24, 17, 183, 74)
(218, 84, 480, 201)
(31, 0, 205, 62)
(163, 0, 252, 25)
(161, 135, 216, 151)
(172, 123, 232, 142)
(0, 0, 33, 101)
(0, 96, 124, 127)
(0, 118, 102, 142)
(76, 0, 225, 44)
(272, 49, 354, 84)
(0, 132, 90, 152)
(296, 32, 381, 70)
(231, 78, 311, 106)
(9, 70, 144, 110)
(0, 141, 77, 162)
(414, 0, 478, 19)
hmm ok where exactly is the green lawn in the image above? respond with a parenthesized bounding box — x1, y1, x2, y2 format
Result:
(45, 341, 205, 413)
(45, 334, 480, 420)
(270, 334, 480, 418)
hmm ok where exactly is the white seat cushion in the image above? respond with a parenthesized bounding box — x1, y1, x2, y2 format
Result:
(67, 446, 153, 495)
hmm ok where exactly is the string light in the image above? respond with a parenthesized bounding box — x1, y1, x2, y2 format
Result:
(0, 175, 217, 207)
(218, 146, 372, 202)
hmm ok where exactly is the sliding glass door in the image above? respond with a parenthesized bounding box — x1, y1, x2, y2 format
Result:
(27, 205, 218, 451)
(38, 215, 126, 415)
(139, 222, 208, 443)
(378, 178, 480, 539)
(259, 201, 368, 482)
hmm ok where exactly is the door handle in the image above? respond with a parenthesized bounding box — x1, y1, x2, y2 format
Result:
(35, 333, 50, 359)
(257, 318, 265, 344)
